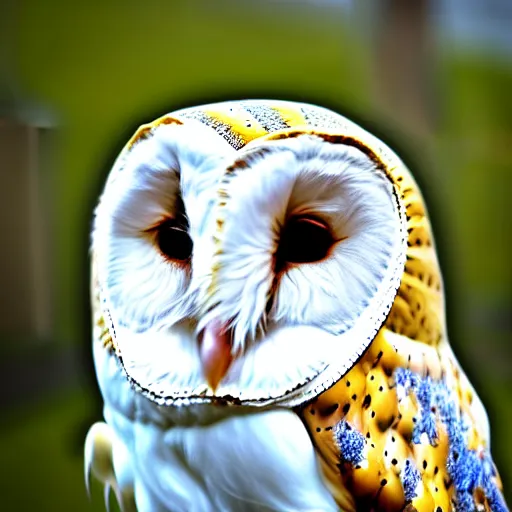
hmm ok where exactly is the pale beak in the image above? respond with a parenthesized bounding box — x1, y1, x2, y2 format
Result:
(198, 318, 234, 392)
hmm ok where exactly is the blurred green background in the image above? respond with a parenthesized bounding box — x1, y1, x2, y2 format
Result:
(0, 0, 510, 510)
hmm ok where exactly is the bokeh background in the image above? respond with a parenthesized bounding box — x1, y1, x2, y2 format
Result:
(0, 0, 510, 510)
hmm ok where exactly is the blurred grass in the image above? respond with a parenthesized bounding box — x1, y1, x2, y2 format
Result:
(0, 386, 104, 512)
(438, 55, 512, 297)
(1, 0, 510, 510)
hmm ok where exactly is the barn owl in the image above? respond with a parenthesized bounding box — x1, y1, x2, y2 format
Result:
(85, 100, 507, 512)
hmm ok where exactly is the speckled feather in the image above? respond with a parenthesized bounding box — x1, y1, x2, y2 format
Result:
(90, 100, 507, 511)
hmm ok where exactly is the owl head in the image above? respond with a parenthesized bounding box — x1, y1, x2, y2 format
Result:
(92, 100, 442, 408)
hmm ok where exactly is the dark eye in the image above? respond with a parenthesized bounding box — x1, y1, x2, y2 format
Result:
(157, 219, 193, 262)
(276, 216, 333, 267)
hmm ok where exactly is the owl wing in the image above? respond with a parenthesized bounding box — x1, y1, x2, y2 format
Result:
(300, 328, 506, 512)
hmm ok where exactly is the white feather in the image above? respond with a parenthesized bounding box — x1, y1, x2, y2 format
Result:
(95, 339, 337, 511)
(93, 120, 236, 332)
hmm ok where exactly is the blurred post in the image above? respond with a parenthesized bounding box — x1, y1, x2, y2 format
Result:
(371, 0, 436, 138)
(0, 117, 55, 347)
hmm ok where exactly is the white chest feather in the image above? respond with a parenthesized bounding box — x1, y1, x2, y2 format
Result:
(128, 409, 336, 512)
(96, 342, 336, 512)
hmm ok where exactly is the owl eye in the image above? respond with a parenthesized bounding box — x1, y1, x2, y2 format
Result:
(277, 216, 333, 266)
(157, 219, 193, 262)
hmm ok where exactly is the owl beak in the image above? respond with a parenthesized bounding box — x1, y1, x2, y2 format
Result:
(198, 318, 234, 392)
